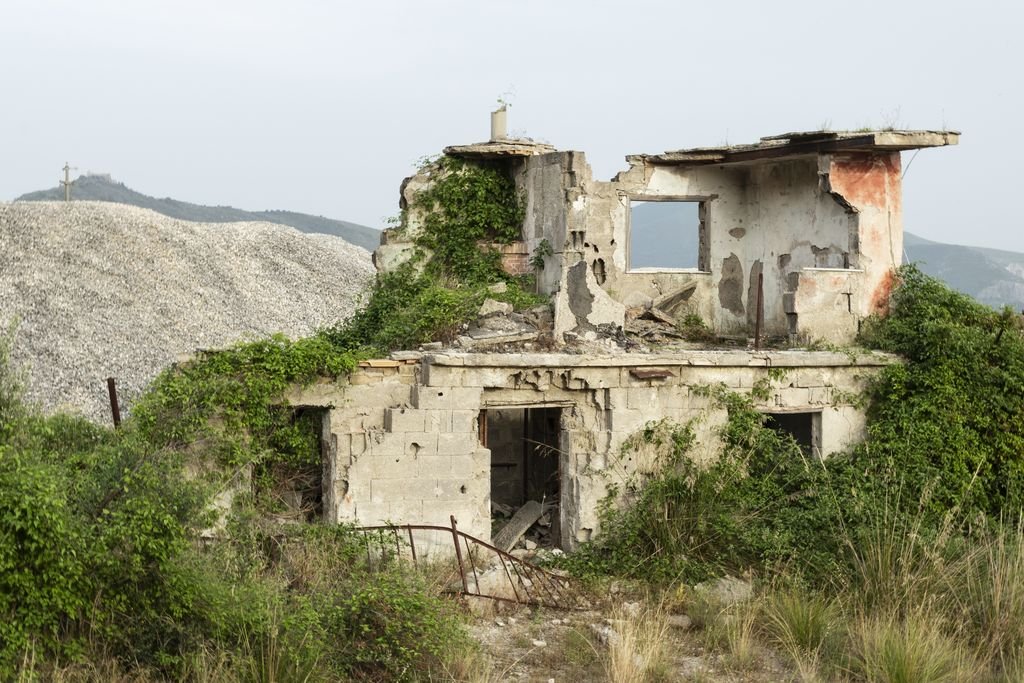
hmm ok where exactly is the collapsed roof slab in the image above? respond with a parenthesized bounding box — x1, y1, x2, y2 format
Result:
(629, 129, 960, 167)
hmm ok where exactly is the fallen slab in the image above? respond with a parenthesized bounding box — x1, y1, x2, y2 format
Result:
(492, 500, 543, 552)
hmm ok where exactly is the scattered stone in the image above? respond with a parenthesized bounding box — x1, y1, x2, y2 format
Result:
(420, 341, 443, 351)
(667, 614, 692, 630)
(479, 316, 526, 333)
(531, 639, 547, 648)
(487, 282, 508, 294)
(479, 298, 513, 318)
(693, 575, 753, 608)
(640, 306, 677, 325)
(507, 617, 517, 625)
(390, 350, 423, 361)
(621, 601, 641, 618)
(524, 539, 537, 551)
(590, 623, 619, 646)
(494, 617, 506, 627)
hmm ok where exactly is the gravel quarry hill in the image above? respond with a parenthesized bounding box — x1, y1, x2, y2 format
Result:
(0, 201, 375, 423)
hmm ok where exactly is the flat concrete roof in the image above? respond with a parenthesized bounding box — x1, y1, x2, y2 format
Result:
(628, 129, 960, 167)
(444, 139, 556, 158)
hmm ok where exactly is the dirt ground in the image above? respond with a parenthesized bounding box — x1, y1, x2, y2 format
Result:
(468, 601, 792, 682)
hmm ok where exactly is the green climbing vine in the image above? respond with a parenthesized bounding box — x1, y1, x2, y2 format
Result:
(564, 265, 1024, 587)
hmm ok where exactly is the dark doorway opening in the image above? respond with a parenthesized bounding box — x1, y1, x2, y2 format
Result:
(764, 411, 822, 458)
(483, 407, 562, 548)
(258, 406, 327, 521)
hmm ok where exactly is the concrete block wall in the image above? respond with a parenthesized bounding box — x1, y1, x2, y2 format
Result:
(290, 351, 888, 551)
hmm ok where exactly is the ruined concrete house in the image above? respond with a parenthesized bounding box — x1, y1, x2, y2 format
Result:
(291, 122, 958, 551)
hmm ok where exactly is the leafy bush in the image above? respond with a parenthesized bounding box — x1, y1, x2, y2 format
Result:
(327, 155, 542, 355)
(569, 265, 1024, 589)
(1, 151, 532, 679)
(859, 264, 1024, 520)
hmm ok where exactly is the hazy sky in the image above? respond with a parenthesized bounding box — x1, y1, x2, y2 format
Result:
(2, 1, 1020, 250)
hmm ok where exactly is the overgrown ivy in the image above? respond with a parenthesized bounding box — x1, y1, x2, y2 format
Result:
(325, 155, 543, 353)
(414, 155, 525, 284)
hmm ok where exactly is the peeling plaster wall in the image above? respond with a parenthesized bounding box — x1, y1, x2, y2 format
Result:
(289, 352, 889, 550)
(825, 153, 903, 319)
(518, 153, 570, 295)
(745, 158, 854, 336)
(513, 151, 881, 342)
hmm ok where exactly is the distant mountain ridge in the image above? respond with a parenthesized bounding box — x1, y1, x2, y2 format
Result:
(16, 174, 381, 251)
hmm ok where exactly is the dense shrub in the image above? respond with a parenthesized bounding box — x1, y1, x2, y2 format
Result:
(568, 265, 1024, 588)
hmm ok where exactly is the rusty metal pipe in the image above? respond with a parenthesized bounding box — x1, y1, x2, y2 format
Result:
(407, 525, 417, 567)
(450, 515, 469, 595)
(754, 272, 764, 351)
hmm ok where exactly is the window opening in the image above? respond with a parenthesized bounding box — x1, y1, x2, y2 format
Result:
(628, 198, 707, 271)
(764, 411, 822, 459)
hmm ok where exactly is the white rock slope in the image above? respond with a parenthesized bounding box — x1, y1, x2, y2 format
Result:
(1, 201, 375, 423)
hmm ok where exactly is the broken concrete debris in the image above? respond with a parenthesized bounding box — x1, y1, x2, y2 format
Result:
(478, 298, 513, 318)
(492, 500, 544, 552)
(284, 122, 956, 552)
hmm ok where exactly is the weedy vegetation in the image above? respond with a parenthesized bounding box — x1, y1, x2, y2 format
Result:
(1, 154, 532, 681)
(559, 265, 1024, 680)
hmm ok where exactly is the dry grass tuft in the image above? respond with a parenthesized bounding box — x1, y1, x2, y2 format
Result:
(848, 609, 981, 683)
(605, 601, 672, 683)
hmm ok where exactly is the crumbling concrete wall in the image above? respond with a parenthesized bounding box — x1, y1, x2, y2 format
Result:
(823, 153, 904, 319)
(376, 137, 914, 346)
(524, 151, 900, 344)
(289, 351, 889, 549)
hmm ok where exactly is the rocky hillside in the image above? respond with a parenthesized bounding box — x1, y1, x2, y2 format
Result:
(903, 232, 1024, 311)
(0, 201, 374, 422)
(17, 174, 382, 251)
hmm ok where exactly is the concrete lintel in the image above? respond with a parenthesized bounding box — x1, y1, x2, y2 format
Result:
(424, 350, 895, 370)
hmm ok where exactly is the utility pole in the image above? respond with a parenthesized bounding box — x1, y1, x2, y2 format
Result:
(60, 162, 74, 201)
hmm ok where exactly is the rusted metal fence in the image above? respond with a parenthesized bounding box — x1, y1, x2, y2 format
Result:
(357, 515, 586, 610)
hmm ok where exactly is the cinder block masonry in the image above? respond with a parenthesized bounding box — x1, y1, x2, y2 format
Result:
(289, 350, 891, 550)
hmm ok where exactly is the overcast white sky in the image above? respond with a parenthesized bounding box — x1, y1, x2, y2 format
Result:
(1, 1, 1019, 249)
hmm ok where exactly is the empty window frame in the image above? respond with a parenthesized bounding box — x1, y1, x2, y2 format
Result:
(628, 197, 709, 272)
(764, 411, 822, 459)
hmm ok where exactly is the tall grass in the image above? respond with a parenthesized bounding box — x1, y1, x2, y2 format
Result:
(848, 610, 980, 683)
(959, 520, 1024, 672)
(761, 587, 841, 680)
(605, 601, 672, 683)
